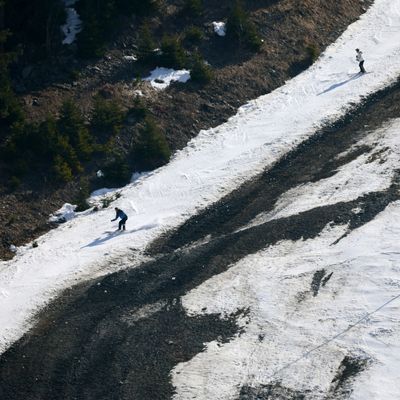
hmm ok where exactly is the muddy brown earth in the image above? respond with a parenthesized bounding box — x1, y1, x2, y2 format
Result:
(0, 0, 372, 259)
(1, 76, 400, 399)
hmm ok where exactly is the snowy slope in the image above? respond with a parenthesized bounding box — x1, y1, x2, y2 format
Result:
(1, 0, 400, 355)
(172, 120, 400, 399)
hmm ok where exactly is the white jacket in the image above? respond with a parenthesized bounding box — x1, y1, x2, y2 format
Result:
(356, 51, 364, 62)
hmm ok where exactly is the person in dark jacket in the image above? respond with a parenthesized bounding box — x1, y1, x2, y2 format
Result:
(111, 207, 128, 230)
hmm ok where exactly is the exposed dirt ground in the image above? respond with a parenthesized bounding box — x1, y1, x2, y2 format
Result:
(1, 77, 399, 400)
(0, 0, 372, 259)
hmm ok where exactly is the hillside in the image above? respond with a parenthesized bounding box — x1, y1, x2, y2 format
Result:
(1, 0, 400, 398)
(0, 0, 371, 259)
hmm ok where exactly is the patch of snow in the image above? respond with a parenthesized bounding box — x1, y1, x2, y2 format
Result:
(2, 0, 400, 357)
(61, 0, 82, 45)
(144, 67, 191, 90)
(9, 245, 17, 253)
(239, 119, 400, 230)
(90, 188, 117, 198)
(96, 170, 104, 178)
(173, 204, 400, 398)
(123, 55, 137, 61)
(212, 22, 226, 37)
(48, 203, 77, 223)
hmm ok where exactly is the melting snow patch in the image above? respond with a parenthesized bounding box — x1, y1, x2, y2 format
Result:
(49, 203, 77, 223)
(61, 0, 82, 45)
(123, 55, 137, 61)
(144, 67, 190, 90)
(212, 21, 226, 37)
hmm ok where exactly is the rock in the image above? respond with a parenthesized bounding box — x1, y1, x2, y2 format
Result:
(32, 98, 40, 106)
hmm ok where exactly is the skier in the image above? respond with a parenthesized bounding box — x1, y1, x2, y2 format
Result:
(111, 207, 128, 231)
(355, 48, 366, 73)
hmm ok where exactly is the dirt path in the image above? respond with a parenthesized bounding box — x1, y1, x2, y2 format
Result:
(1, 80, 400, 400)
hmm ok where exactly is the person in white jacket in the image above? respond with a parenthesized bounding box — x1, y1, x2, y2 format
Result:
(356, 48, 366, 73)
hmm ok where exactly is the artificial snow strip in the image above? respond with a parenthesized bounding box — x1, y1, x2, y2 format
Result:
(1, 0, 400, 359)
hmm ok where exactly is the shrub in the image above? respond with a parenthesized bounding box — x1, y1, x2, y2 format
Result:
(76, 0, 159, 58)
(0, 30, 24, 138)
(184, 26, 204, 46)
(128, 97, 148, 121)
(53, 155, 73, 183)
(133, 117, 171, 170)
(91, 96, 124, 140)
(182, 0, 203, 18)
(190, 54, 213, 84)
(306, 44, 319, 63)
(137, 23, 157, 63)
(226, 1, 262, 51)
(102, 155, 131, 186)
(58, 100, 93, 160)
(101, 197, 113, 208)
(77, 16, 106, 58)
(160, 35, 187, 69)
(75, 178, 91, 212)
(8, 176, 21, 191)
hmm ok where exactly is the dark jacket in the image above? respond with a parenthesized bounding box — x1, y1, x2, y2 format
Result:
(114, 209, 127, 220)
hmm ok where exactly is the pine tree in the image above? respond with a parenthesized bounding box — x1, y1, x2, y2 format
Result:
(133, 117, 170, 170)
(58, 100, 93, 160)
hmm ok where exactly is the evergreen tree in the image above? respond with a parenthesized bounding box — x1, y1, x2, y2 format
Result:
(160, 35, 187, 69)
(226, 1, 262, 51)
(58, 100, 93, 160)
(133, 117, 170, 170)
(91, 96, 124, 139)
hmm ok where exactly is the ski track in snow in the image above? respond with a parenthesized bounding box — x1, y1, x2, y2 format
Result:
(1, 2, 400, 384)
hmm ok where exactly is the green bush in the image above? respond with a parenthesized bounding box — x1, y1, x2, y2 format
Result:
(182, 0, 203, 18)
(306, 44, 319, 63)
(75, 178, 91, 211)
(128, 97, 148, 121)
(102, 155, 131, 186)
(58, 100, 93, 160)
(190, 54, 213, 84)
(133, 117, 171, 170)
(53, 155, 73, 183)
(76, 0, 159, 59)
(4, 0, 66, 57)
(160, 35, 187, 69)
(91, 96, 124, 139)
(226, 1, 262, 51)
(184, 26, 204, 46)
(8, 176, 21, 191)
(0, 29, 24, 138)
(137, 23, 157, 63)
